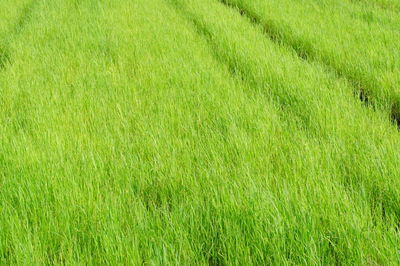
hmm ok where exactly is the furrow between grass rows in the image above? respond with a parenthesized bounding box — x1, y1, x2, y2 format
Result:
(0, 47, 9, 70)
(218, 0, 400, 130)
(170, 0, 400, 215)
(167, 0, 333, 136)
(220, 0, 400, 130)
(166, 0, 263, 102)
(167, 0, 372, 135)
(165, 0, 400, 262)
(2, 0, 400, 263)
(11, 0, 39, 36)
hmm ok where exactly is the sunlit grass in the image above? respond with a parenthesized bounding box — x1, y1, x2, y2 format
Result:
(0, 0, 399, 264)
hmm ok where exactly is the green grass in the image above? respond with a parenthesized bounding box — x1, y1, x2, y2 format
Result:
(349, 0, 400, 12)
(1, 0, 400, 264)
(223, 0, 400, 116)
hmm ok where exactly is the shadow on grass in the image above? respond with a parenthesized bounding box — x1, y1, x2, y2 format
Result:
(12, 0, 38, 35)
(0, 47, 10, 70)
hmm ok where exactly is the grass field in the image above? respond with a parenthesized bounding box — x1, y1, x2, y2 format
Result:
(1, 0, 400, 264)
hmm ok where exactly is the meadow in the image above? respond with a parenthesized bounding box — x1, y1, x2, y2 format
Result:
(1, 0, 400, 264)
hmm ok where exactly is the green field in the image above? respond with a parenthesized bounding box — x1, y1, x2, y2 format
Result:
(1, 0, 400, 264)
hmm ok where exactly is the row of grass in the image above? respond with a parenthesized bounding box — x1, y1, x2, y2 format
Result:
(165, 0, 400, 263)
(223, 0, 400, 119)
(0, 0, 400, 264)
